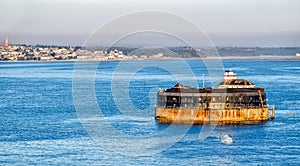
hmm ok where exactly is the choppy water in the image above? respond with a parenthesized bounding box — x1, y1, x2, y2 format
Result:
(0, 60, 300, 165)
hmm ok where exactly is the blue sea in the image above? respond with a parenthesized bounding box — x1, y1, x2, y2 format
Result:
(0, 60, 300, 165)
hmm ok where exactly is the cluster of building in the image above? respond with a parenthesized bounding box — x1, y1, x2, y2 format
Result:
(0, 37, 127, 61)
(0, 37, 74, 61)
(0, 46, 77, 62)
(0, 37, 166, 61)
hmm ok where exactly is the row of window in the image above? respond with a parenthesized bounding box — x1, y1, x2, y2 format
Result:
(157, 95, 266, 108)
(158, 102, 265, 109)
(158, 95, 265, 104)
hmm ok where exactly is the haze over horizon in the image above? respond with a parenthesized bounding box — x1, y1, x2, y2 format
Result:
(0, 0, 299, 47)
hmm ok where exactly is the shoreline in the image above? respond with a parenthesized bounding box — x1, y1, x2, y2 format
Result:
(0, 56, 300, 63)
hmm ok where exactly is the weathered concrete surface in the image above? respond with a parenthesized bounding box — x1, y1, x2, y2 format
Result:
(155, 107, 270, 125)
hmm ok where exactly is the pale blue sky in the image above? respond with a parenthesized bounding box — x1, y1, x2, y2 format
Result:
(0, 0, 299, 46)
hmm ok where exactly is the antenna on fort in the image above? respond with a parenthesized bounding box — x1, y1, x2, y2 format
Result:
(202, 73, 205, 88)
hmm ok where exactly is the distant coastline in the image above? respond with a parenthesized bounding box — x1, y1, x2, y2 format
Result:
(1, 56, 300, 63)
(1, 42, 300, 62)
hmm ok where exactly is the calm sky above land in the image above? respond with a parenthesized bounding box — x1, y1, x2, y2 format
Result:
(0, 0, 299, 47)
